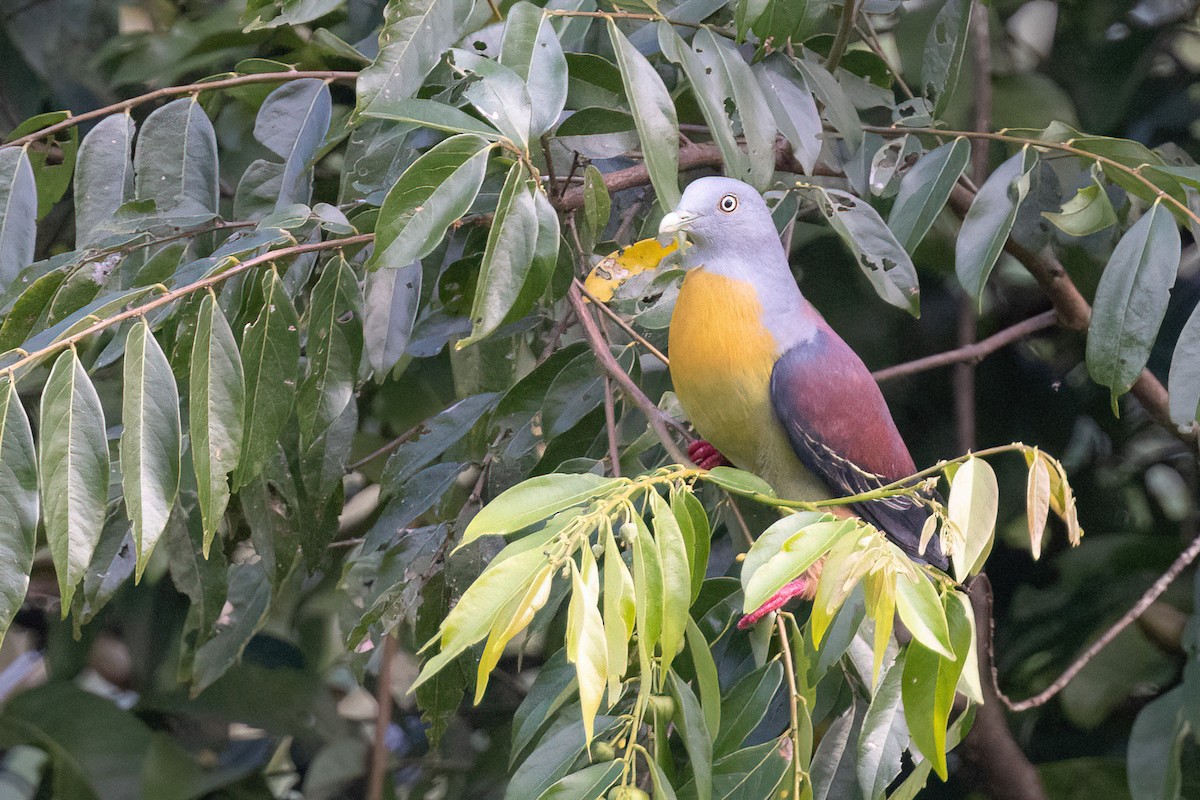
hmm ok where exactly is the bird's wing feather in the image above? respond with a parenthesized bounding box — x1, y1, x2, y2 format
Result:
(769, 329, 949, 571)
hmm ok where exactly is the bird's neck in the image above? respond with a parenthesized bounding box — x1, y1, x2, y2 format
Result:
(683, 242, 819, 352)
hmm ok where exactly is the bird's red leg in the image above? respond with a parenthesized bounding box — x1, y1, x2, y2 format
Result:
(687, 439, 731, 470)
(736, 562, 823, 628)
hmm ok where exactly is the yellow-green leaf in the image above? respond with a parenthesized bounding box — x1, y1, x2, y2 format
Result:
(894, 571, 953, 659)
(459, 472, 617, 547)
(567, 553, 608, 745)
(947, 456, 998, 581)
(651, 492, 690, 676)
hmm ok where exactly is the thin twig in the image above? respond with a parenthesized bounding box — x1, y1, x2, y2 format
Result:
(577, 281, 670, 367)
(0, 234, 374, 378)
(567, 282, 691, 464)
(604, 376, 622, 477)
(367, 633, 398, 800)
(346, 422, 424, 472)
(542, 8, 702, 29)
(855, 17, 915, 99)
(775, 617, 804, 800)
(872, 310, 1057, 382)
(825, 0, 860, 72)
(4, 71, 360, 148)
(997, 533, 1200, 712)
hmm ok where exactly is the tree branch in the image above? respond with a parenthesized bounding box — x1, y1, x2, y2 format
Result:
(0, 233, 374, 378)
(994, 532, 1200, 712)
(3, 71, 360, 148)
(568, 280, 692, 464)
(367, 632, 398, 800)
(873, 312, 1056, 382)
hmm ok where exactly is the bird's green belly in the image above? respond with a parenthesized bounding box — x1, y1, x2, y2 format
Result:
(669, 269, 828, 502)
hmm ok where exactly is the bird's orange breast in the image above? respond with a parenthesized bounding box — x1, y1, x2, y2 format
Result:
(667, 270, 807, 491)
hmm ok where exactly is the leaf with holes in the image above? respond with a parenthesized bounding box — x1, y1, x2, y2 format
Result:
(888, 137, 970, 252)
(921, 0, 971, 116)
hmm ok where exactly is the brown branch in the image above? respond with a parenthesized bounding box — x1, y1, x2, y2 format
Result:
(556, 143, 726, 211)
(3, 71, 360, 149)
(347, 421, 423, 472)
(577, 282, 670, 366)
(873, 311, 1057, 382)
(367, 632, 398, 800)
(995, 532, 1200, 713)
(825, 0, 860, 73)
(604, 376, 622, 477)
(1, 233, 374, 378)
(962, 576, 1049, 800)
(775, 616, 805, 800)
(567, 280, 691, 464)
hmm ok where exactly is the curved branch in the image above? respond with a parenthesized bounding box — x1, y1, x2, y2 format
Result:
(873, 310, 1057, 382)
(0, 233, 374, 377)
(995, 532, 1200, 712)
(3, 71, 360, 149)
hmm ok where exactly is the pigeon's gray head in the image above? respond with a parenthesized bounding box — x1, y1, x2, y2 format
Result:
(658, 177, 777, 251)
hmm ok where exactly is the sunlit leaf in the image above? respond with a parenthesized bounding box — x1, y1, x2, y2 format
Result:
(743, 514, 852, 611)
(0, 377, 37, 648)
(607, 18, 680, 209)
(947, 456, 998, 581)
(651, 492, 690, 676)
(1086, 201, 1181, 399)
(1042, 180, 1118, 236)
(630, 516, 665, 658)
(73, 113, 135, 248)
(232, 269, 300, 489)
(459, 471, 615, 546)
(603, 524, 635, 703)
(955, 146, 1038, 306)
(810, 186, 921, 316)
(566, 549, 607, 744)
(500, 2, 568, 138)
(887, 137, 970, 252)
(39, 349, 108, 612)
(582, 237, 676, 303)
(477, 563, 554, 702)
(121, 319, 181, 579)
(1023, 448, 1052, 559)
(189, 294, 244, 554)
(894, 571, 953, 658)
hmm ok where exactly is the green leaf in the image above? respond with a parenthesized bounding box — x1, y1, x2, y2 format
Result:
(366, 133, 491, 272)
(0, 377, 36, 648)
(7, 112, 79, 219)
(810, 187, 921, 316)
(792, 57, 862, 151)
(566, 553, 607, 743)
(451, 50, 534, 151)
(460, 164, 539, 347)
(894, 572, 953, 658)
(355, 0, 479, 117)
(947, 456, 998, 582)
(0, 270, 66, 351)
(413, 544, 552, 692)
(647, 755, 680, 800)
(133, 97, 218, 215)
(381, 393, 499, 489)
(165, 501, 228, 681)
(243, 0, 344, 29)
(298, 256, 361, 444)
(190, 561, 272, 694)
(362, 97, 501, 137)
(810, 703, 860, 800)
(900, 595, 974, 781)
(1127, 686, 1187, 800)
(714, 661, 783, 758)
(0, 147, 36, 287)
(253, 79, 332, 209)
(511, 649, 578, 764)
(1086, 201, 1181, 398)
(120, 319, 181, 580)
(673, 490, 710, 604)
(38, 349, 108, 612)
(460, 471, 615, 546)
(1168, 300, 1200, 426)
(754, 57, 823, 175)
(189, 294, 244, 554)
(1042, 181, 1118, 237)
(652, 492, 691, 676)
(750, 0, 807, 52)
(702, 466, 777, 499)
(72, 516, 135, 634)
(707, 737, 791, 800)
(536, 761, 622, 800)
(631, 516, 665, 656)
(669, 672, 713, 800)
(581, 164, 611, 249)
(506, 715, 614, 800)
(856, 653, 909, 800)
(608, 18, 680, 209)
(501, 2, 569, 139)
(363, 260, 421, 378)
(887, 137, 970, 252)
(955, 146, 1038, 306)
(232, 269, 300, 489)
(685, 617, 721, 740)
(921, 0, 972, 115)
(743, 514, 853, 611)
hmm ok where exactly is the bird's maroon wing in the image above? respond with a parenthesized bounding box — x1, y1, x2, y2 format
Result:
(768, 328, 948, 571)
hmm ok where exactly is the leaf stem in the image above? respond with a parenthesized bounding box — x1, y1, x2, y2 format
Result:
(775, 616, 804, 800)
(825, 0, 860, 73)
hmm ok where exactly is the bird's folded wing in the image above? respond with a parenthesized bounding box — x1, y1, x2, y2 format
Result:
(769, 333, 949, 571)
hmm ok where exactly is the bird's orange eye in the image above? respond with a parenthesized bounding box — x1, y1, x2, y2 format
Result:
(719, 194, 738, 213)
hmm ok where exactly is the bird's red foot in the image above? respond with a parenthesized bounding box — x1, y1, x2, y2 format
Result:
(737, 576, 811, 629)
(688, 439, 730, 470)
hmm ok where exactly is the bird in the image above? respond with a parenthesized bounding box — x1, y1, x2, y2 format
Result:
(659, 176, 949, 623)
